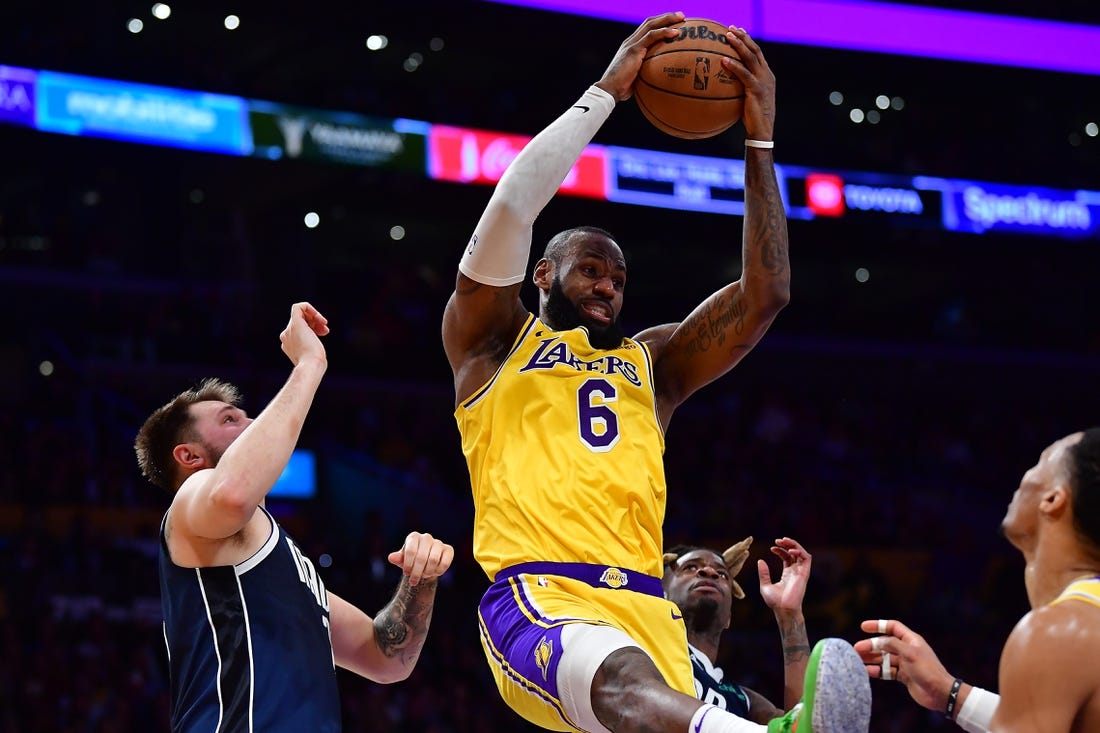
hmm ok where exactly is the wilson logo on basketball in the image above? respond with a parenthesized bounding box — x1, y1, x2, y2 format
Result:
(665, 24, 732, 46)
(636, 17, 744, 139)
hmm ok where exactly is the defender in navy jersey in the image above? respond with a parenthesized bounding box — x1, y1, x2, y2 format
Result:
(663, 538, 816, 725)
(136, 302, 454, 733)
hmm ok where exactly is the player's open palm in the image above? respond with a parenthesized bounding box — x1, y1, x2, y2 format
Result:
(758, 537, 811, 613)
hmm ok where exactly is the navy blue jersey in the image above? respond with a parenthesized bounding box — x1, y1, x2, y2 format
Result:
(688, 644, 751, 719)
(159, 506, 341, 732)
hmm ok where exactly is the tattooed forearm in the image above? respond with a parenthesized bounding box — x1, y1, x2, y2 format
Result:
(779, 616, 811, 665)
(374, 577, 438, 666)
(744, 151, 790, 280)
(783, 643, 812, 665)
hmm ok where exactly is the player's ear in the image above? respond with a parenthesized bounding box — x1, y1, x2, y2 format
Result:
(173, 442, 208, 471)
(533, 258, 553, 290)
(1040, 484, 1069, 518)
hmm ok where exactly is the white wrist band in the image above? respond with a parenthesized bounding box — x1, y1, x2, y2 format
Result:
(459, 85, 615, 286)
(955, 686, 998, 733)
(745, 139, 774, 149)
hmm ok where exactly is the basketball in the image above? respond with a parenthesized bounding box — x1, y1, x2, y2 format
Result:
(635, 18, 745, 140)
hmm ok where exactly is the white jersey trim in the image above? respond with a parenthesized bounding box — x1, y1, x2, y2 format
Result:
(235, 507, 279, 576)
(196, 571, 225, 733)
(234, 568, 256, 732)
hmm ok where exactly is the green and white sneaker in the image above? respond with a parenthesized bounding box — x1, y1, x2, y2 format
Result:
(767, 638, 871, 733)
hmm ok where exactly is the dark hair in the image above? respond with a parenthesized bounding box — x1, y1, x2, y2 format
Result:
(133, 378, 241, 493)
(1067, 427, 1100, 551)
(543, 226, 617, 265)
(664, 544, 717, 568)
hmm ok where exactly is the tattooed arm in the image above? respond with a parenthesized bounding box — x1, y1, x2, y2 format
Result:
(636, 28, 788, 429)
(329, 532, 454, 683)
(637, 145, 789, 428)
(758, 538, 813, 711)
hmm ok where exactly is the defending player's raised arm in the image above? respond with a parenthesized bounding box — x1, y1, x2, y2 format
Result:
(173, 303, 329, 540)
(329, 532, 454, 683)
(442, 12, 686, 404)
(639, 27, 789, 419)
(759, 538, 812, 711)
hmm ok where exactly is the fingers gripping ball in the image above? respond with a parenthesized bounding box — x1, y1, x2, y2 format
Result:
(635, 18, 745, 139)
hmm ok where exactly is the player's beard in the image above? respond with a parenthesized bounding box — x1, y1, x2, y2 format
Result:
(545, 276, 625, 350)
(685, 596, 725, 636)
(200, 440, 227, 468)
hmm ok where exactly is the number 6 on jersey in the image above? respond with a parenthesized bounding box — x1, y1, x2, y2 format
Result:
(578, 378, 620, 452)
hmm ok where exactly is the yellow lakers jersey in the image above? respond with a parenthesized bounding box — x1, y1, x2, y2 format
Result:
(456, 315, 667, 580)
(1050, 576, 1100, 609)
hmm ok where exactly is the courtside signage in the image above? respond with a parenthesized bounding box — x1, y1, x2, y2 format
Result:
(795, 169, 941, 226)
(605, 146, 788, 216)
(5, 62, 1100, 241)
(248, 100, 427, 170)
(0, 65, 36, 127)
(939, 181, 1099, 237)
(35, 71, 251, 154)
(428, 125, 607, 198)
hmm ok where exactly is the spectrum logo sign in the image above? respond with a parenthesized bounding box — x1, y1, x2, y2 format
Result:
(427, 125, 607, 199)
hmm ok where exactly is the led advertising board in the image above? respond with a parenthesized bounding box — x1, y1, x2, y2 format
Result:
(35, 71, 251, 155)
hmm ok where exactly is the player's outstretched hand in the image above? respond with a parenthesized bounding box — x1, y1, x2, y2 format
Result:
(721, 27, 776, 142)
(596, 12, 685, 102)
(758, 536, 811, 613)
(280, 301, 329, 367)
(855, 618, 956, 712)
(388, 532, 455, 587)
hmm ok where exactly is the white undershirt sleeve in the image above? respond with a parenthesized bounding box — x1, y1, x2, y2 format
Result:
(458, 85, 616, 286)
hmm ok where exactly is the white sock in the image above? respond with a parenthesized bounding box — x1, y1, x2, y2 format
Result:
(688, 704, 766, 733)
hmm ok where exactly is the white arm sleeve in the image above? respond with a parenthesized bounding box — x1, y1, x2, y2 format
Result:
(956, 686, 999, 733)
(458, 85, 616, 286)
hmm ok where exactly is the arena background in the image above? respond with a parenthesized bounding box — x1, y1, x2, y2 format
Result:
(1, 1, 1098, 731)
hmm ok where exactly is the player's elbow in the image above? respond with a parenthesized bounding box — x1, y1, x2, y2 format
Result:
(761, 282, 791, 314)
(369, 661, 414, 685)
(206, 479, 258, 522)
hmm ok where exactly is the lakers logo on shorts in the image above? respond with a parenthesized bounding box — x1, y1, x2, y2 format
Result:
(534, 636, 554, 680)
(599, 567, 629, 589)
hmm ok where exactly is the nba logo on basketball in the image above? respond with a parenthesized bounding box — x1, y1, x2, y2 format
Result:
(693, 57, 710, 90)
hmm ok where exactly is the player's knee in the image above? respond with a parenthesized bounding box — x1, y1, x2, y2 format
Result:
(591, 647, 668, 729)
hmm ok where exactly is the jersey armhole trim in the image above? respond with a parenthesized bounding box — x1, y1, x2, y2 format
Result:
(235, 507, 279, 575)
(460, 313, 538, 411)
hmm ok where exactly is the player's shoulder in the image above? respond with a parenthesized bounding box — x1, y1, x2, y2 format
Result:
(1006, 600, 1100, 660)
(631, 322, 678, 345)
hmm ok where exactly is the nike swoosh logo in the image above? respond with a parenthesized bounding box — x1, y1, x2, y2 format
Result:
(671, 609, 683, 620)
(694, 706, 712, 732)
(572, 105, 590, 113)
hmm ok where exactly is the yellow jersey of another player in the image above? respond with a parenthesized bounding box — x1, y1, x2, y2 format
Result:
(456, 314, 667, 581)
(1050, 576, 1100, 609)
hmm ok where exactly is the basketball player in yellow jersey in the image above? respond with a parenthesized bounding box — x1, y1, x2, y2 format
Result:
(442, 12, 870, 733)
(856, 428, 1100, 732)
